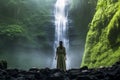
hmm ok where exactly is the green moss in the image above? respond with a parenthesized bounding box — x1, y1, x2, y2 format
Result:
(81, 0, 120, 68)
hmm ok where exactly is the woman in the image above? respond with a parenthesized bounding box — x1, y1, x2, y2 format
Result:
(55, 41, 66, 71)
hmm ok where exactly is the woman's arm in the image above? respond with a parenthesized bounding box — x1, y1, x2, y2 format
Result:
(55, 48, 58, 60)
(64, 47, 67, 60)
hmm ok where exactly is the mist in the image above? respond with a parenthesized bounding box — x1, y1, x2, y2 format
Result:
(0, 48, 53, 69)
(0, 0, 96, 69)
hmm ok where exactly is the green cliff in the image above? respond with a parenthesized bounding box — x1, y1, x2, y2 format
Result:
(82, 0, 120, 68)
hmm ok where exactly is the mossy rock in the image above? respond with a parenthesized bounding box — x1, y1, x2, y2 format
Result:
(0, 60, 7, 69)
(81, 0, 120, 68)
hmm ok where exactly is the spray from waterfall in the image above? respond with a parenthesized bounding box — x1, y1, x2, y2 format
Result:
(53, 0, 71, 69)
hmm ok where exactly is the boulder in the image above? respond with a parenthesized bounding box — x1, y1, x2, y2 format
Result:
(0, 60, 7, 69)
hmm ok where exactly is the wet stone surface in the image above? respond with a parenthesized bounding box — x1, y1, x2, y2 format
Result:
(0, 62, 120, 80)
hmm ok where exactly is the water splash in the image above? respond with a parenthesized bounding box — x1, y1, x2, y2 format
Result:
(53, 0, 71, 69)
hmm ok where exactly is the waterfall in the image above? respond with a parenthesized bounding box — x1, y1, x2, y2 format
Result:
(53, 0, 70, 69)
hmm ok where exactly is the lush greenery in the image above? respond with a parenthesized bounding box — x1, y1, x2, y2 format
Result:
(82, 0, 120, 68)
(0, 0, 97, 69)
(0, 0, 55, 52)
(0, 0, 56, 69)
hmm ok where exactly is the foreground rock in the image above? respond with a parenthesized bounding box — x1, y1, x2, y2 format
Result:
(0, 60, 7, 69)
(0, 62, 120, 80)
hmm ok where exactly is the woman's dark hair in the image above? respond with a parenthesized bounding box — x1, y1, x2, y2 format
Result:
(59, 41, 63, 44)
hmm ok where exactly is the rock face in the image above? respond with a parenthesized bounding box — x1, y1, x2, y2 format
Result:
(0, 62, 120, 80)
(82, 0, 120, 68)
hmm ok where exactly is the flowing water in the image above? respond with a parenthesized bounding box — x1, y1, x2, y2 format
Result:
(53, 0, 70, 69)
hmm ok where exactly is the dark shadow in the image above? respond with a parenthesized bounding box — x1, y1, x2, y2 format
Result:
(108, 19, 120, 51)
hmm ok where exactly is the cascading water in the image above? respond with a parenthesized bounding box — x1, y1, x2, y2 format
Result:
(53, 0, 70, 69)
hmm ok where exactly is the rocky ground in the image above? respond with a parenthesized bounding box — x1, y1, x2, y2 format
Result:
(0, 62, 120, 80)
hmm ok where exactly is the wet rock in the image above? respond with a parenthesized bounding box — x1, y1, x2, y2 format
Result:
(67, 69, 81, 79)
(40, 68, 51, 75)
(80, 66, 88, 70)
(76, 75, 97, 80)
(7, 69, 19, 78)
(0, 61, 120, 80)
(29, 67, 40, 72)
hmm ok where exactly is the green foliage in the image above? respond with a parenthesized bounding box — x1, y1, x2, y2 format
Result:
(0, 25, 24, 39)
(82, 0, 120, 68)
(0, 0, 54, 50)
